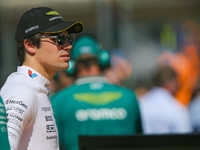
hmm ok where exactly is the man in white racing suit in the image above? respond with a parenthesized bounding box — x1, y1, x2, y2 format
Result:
(0, 7, 83, 150)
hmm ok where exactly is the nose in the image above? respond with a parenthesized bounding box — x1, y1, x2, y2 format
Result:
(62, 40, 72, 51)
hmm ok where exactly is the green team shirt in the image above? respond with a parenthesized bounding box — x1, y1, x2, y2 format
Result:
(0, 96, 11, 150)
(51, 76, 143, 150)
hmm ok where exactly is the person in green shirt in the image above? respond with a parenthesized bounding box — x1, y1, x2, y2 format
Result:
(51, 35, 143, 150)
(0, 96, 11, 150)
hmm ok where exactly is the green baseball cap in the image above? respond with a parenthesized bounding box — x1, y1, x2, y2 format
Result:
(70, 36, 101, 60)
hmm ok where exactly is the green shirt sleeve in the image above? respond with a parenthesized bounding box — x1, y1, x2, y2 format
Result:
(134, 94, 143, 133)
(0, 96, 11, 150)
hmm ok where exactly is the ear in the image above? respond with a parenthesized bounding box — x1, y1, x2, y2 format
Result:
(23, 39, 36, 54)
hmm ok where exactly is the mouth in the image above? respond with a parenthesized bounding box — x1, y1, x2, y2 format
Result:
(60, 53, 70, 61)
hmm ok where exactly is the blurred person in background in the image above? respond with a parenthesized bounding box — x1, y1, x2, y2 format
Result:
(49, 70, 75, 96)
(104, 50, 132, 86)
(139, 65, 192, 134)
(0, 7, 83, 150)
(51, 35, 143, 150)
(188, 79, 200, 132)
(0, 96, 11, 150)
(158, 21, 200, 106)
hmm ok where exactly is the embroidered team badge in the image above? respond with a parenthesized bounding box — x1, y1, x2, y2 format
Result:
(28, 70, 37, 78)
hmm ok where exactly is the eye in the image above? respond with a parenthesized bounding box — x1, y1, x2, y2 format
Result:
(57, 37, 65, 45)
(49, 37, 56, 43)
(56, 34, 66, 46)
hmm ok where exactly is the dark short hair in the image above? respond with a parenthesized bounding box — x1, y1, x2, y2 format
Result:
(74, 56, 99, 77)
(152, 65, 177, 87)
(17, 33, 42, 65)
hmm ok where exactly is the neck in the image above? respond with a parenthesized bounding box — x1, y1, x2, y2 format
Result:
(76, 66, 101, 79)
(23, 61, 56, 81)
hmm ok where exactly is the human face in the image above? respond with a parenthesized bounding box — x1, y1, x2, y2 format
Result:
(36, 31, 72, 75)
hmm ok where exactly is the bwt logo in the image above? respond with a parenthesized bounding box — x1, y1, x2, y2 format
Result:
(46, 124, 56, 133)
(45, 116, 53, 122)
(28, 70, 37, 78)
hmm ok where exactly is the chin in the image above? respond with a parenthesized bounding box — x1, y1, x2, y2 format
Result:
(61, 65, 70, 70)
(55, 63, 70, 71)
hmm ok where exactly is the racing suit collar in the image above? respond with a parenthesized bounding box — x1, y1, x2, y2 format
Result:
(17, 66, 50, 90)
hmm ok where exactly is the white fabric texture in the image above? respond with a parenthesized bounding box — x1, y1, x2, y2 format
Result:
(139, 87, 192, 134)
(189, 95, 200, 132)
(1, 66, 59, 150)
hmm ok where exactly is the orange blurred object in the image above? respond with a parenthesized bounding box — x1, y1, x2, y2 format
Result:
(158, 44, 200, 106)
